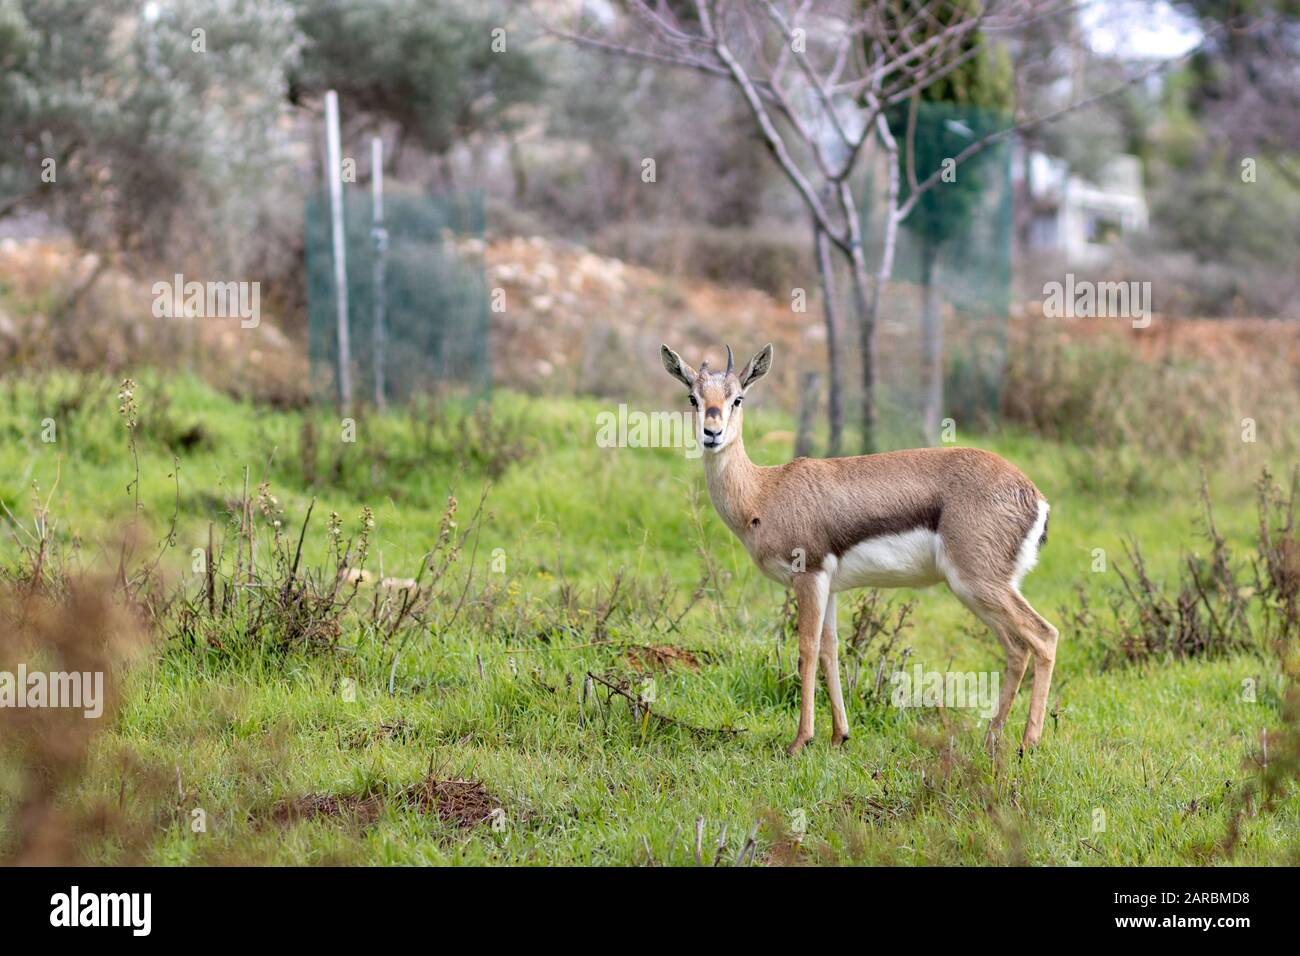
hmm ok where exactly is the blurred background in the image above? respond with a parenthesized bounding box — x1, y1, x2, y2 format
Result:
(1, 0, 1297, 456)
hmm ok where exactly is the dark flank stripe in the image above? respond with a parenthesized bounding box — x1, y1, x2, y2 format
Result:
(826, 500, 943, 558)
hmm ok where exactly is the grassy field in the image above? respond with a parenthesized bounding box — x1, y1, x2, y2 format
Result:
(1, 370, 1297, 865)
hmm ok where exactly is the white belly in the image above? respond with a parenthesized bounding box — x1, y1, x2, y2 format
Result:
(826, 528, 944, 593)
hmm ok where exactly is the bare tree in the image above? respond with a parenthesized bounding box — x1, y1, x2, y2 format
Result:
(551, 0, 1207, 452)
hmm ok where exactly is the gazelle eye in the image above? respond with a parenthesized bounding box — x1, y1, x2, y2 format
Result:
(733, 396, 743, 407)
(688, 395, 699, 407)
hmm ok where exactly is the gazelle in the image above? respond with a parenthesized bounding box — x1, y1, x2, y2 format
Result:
(661, 342, 1058, 756)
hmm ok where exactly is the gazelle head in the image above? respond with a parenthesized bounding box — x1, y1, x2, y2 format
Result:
(660, 343, 773, 454)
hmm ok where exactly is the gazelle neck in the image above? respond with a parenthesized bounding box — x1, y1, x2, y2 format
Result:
(701, 431, 760, 535)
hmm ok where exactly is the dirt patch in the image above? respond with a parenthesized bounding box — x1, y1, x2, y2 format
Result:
(270, 793, 384, 827)
(268, 775, 500, 831)
(475, 234, 813, 408)
(399, 776, 500, 829)
(622, 643, 704, 671)
(0, 238, 308, 404)
(343, 720, 416, 750)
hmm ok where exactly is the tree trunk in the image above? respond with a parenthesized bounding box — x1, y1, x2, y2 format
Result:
(844, 179, 894, 456)
(846, 129, 899, 455)
(813, 222, 843, 456)
(54, 255, 109, 322)
(1014, 145, 1033, 269)
(920, 243, 943, 443)
(509, 134, 528, 204)
(848, 241, 878, 454)
(52, 255, 109, 364)
(795, 371, 820, 458)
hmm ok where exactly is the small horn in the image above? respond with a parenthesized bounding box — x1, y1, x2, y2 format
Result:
(725, 344, 734, 376)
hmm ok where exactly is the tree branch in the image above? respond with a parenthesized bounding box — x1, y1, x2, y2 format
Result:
(545, 26, 779, 102)
(696, 0, 848, 247)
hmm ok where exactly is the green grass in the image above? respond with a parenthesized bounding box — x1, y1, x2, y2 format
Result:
(1, 370, 1297, 865)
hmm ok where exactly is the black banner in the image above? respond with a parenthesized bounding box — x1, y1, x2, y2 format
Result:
(0, 866, 1277, 943)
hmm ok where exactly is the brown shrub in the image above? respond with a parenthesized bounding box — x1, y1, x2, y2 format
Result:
(1002, 314, 1300, 462)
(0, 576, 156, 864)
(1066, 469, 1300, 669)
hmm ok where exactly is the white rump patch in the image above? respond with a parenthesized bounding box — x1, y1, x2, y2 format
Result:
(1012, 500, 1050, 591)
(829, 528, 944, 593)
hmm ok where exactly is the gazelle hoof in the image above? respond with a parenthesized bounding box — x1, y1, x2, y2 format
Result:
(785, 737, 811, 756)
(831, 733, 850, 748)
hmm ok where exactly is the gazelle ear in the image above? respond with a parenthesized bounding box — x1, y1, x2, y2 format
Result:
(738, 343, 773, 388)
(661, 345, 697, 389)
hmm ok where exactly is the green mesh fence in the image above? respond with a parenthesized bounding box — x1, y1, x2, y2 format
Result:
(862, 103, 1013, 449)
(306, 190, 489, 405)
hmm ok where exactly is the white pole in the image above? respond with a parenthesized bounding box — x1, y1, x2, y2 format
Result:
(324, 90, 352, 408)
(371, 136, 388, 409)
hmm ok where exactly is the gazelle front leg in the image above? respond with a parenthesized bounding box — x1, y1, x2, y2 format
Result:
(984, 639, 1028, 754)
(819, 592, 850, 746)
(788, 570, 830, 756)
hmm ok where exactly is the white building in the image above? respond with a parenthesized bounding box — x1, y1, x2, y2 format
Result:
(1018, 150, 1149, 264)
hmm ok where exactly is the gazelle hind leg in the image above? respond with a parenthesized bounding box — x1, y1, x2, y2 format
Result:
(788, 570, 829, 756)
(950, 587, 1031, 754)
(818, 593, 850, 746)
(1010, 592, 1059, 749)
(959, 587, 1058, 752)
(936, 496, 1056, 753)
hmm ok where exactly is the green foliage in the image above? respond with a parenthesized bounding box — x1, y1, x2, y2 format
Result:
(884, 1, 1014, 256)
(1148, 159, 1300, 269)
(290, 0, 544, 155)
(0, 0, 299, 271)
(0, 0, 133, 204)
